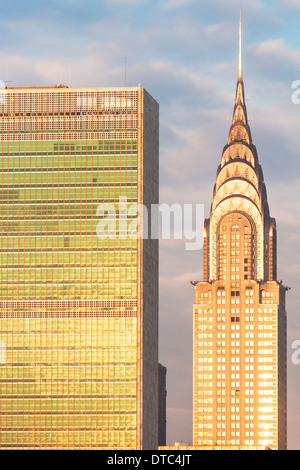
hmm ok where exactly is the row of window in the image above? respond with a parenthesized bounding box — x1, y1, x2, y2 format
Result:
(0, 110, 136, 117)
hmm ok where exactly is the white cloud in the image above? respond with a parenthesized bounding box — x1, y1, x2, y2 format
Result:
(252, 38, 300, 64)
(106, 0, 141, 3)
(161, 0, 197, 10)
(278, 0, 300, 7)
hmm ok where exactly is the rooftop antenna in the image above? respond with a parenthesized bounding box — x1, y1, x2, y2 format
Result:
(4, 64, 12, 88)
(54, 62, 57, 86)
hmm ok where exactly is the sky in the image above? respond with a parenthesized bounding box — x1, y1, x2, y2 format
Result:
(1, 0, 300, 449)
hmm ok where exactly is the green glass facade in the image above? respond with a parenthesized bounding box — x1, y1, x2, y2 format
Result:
(0, 87, 159, 449)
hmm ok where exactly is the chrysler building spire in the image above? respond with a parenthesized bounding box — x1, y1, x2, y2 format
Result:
(228, 12, 252, 145)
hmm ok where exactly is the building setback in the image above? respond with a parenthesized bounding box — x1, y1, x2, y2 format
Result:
(191, 19, 287, 450)
(0, 85, 159, 450)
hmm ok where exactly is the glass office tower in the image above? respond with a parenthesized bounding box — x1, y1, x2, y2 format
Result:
(0, 86, 159, 449)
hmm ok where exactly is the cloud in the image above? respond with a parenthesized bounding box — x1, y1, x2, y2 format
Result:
(249, 38, 300, 80)
(277, 0, 300, 7)
(109, 0, 139, 2)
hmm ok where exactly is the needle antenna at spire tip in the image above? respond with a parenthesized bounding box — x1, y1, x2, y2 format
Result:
(238, 10, 243, 79)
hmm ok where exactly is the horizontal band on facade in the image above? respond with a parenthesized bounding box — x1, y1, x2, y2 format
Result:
(0, 133, 138, 142)
(0, 166, 138, 173)
(0, 312, 137, 318)
(0, 299, 137, 307)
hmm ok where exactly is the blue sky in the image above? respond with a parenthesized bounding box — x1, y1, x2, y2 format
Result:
(1, 0, 300, 449)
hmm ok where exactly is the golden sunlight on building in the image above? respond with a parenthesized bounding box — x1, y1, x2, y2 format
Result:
(161, 16, 287, 452)
(0, 85, 159, 450)
(190, 16, 288, 451)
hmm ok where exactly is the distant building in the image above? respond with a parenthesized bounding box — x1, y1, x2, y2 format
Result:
(158, 363, 167, 446)
(191, 18, 287, 450)
(0, 85, 159, 449)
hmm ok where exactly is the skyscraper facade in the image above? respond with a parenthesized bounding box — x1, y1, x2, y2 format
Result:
(192, 22, 287, 450)
(0, 85, 159, 449)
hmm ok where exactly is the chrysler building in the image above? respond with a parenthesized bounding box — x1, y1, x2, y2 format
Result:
(192, 16, 287, 450)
